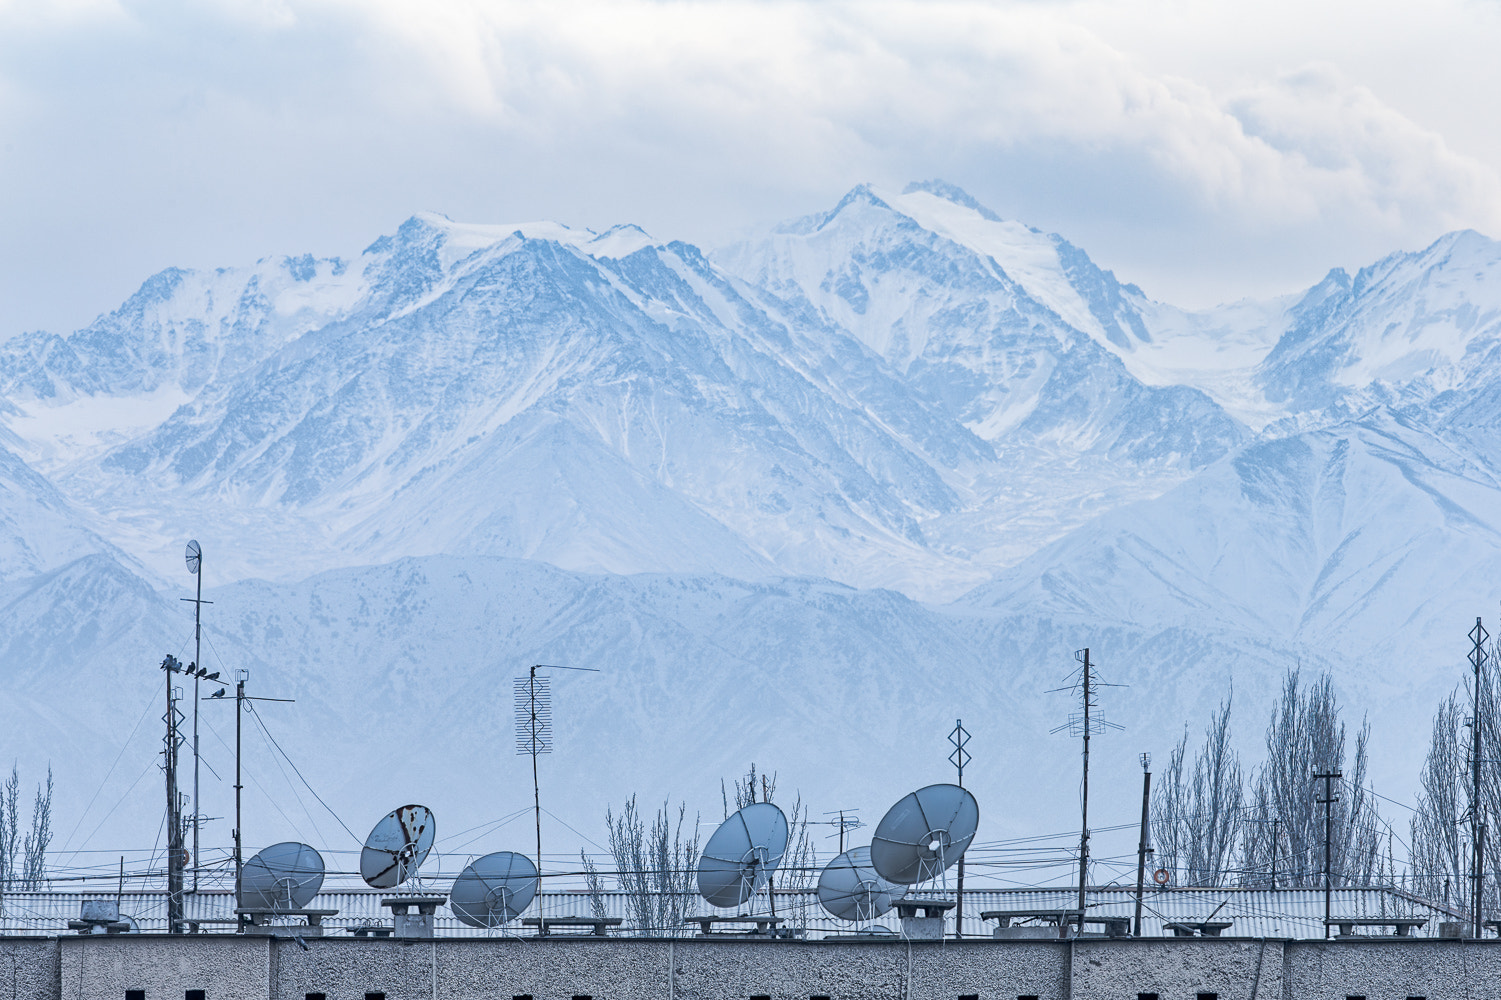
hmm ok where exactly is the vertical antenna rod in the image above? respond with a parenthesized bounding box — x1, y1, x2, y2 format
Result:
(1133, 753, 1152, 936)
(949, 718, 971, 940)
(180, 540, 210, 894)
(1315, 770, 1341, 938)
(1471, 616, 1490, 938)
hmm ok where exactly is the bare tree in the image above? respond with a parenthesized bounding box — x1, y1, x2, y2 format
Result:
(1153, 699, 1243, 886)
(22, 766, 51, 890)
(1411, 633, 1501, 918)
(606, 796, 701, 936)
(1241, 671, 1381, 887)
(0, 764, 16, 912)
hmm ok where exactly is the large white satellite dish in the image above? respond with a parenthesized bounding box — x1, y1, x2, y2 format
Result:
(870, 784, 978, 885)
(697, 802, 789, 908)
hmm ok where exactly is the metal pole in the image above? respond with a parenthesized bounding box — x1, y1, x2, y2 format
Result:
(1471, 617, 1489, 938)
(192, 564, 201, 893)
(1315, 770, 1340, 938)
(1134, 759, 1151, 936)
(531, 665, 542, 878)
(1077, 649, 1091, 932)
(949, 718, 970, 940)
(1271, 817, 1279, 891)
(234, 673, 244, 921)
(163, 656, 184, 933)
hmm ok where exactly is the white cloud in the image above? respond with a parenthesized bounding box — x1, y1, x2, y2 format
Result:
(1, 0, 1499, 332)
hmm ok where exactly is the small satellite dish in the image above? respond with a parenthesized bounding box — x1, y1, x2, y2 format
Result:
(360, 804, 436, 889)
(697, 802, 789, 908)
(448, 851, 539, 927)
(869, 783, 978, 885)
(817, 846, 907, 922)
(239, 841, 325, 910)
(185, 539, 202, 575)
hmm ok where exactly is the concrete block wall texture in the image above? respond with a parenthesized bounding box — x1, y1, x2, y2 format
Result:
(0, 937, 62, 1000)
(57, 937, 270, 1000)
(16, 934, 1501, 1000)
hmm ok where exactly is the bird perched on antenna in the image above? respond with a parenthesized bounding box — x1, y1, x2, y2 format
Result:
(210, 688, 226, 698)
(205, 672, 220, 681)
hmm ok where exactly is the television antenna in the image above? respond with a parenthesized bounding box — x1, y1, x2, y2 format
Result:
(158, 654, 189, 933)
(449, 851, 539, 928)
(180, 540, 213, 893)
(949, 718, 971, 938)
(1050, 647, 1124, 929)
(697, 802, 789, 910)
(816, 809, 864, 854)
(514, 663, 599, 876)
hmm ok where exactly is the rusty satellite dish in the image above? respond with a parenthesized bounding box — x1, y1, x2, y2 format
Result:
(360, 804, 436, 889)
(449, 851, 539, 927)
(869, 784, 978, 885)
(697, 802, 788, 908)
(817, 846, 907, 922)
(240, 841, 325, 910)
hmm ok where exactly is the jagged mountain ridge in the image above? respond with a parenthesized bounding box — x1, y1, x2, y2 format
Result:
(1, 184, 1499, 863)
(0, 190, 1253, 597)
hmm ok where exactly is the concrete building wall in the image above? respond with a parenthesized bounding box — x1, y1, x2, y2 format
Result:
(9, 933, 1501, 1000)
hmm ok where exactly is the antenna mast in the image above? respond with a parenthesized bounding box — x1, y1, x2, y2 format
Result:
(160, 655, 188, 933)
(1471, 616, 1490, 938)
(181, 540, 211, 894)
(949, 718, 971, 939)
(1051, 647, 1122, 933)
(515, 663, 599, 878)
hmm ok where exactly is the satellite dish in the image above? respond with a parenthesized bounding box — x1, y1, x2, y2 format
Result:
(870, 783, 978, 885)
(185, 540, 202, 575)
(817, 846, 907, 922)
(448, 851, 539, 927)
(360, 804, 436, 889)
(697, 802, 788, 908)
(239, 841, 325, 910)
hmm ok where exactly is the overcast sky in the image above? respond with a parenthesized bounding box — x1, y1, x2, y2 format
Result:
(3, 0, 1501, 337)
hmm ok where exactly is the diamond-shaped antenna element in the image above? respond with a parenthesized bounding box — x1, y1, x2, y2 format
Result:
(240, 841, 325, 910)
(185, 540, 201, 575)
(869, 783, 978, 885)
(697, 802, 789, 908)
(817, 846, 907, 922)
(360, 804, 436, 889)
(448, 851, 539, 927)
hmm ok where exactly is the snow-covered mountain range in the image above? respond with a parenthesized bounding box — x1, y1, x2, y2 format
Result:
(1, 181, 1498, 883)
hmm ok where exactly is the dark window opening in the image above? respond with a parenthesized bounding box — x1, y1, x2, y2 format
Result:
(366, 993, 385, 1000)
(1198, 994, 1219, 1000)
(1347, 996, 1367, 1000)
(572, 996, 593, 1000)
(811, 996, 832, 1000)
(1019, 996, 1041, 1000)
(751, 996, 771, 999)
(306, 994, 325, 1000)
(960, 995, 979, 1000)
(126, 991, 145, 1000)
(513, 996, 533, 1000)
(185, 991, 205, 1000)
(1139, 995, 1160, 1000)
